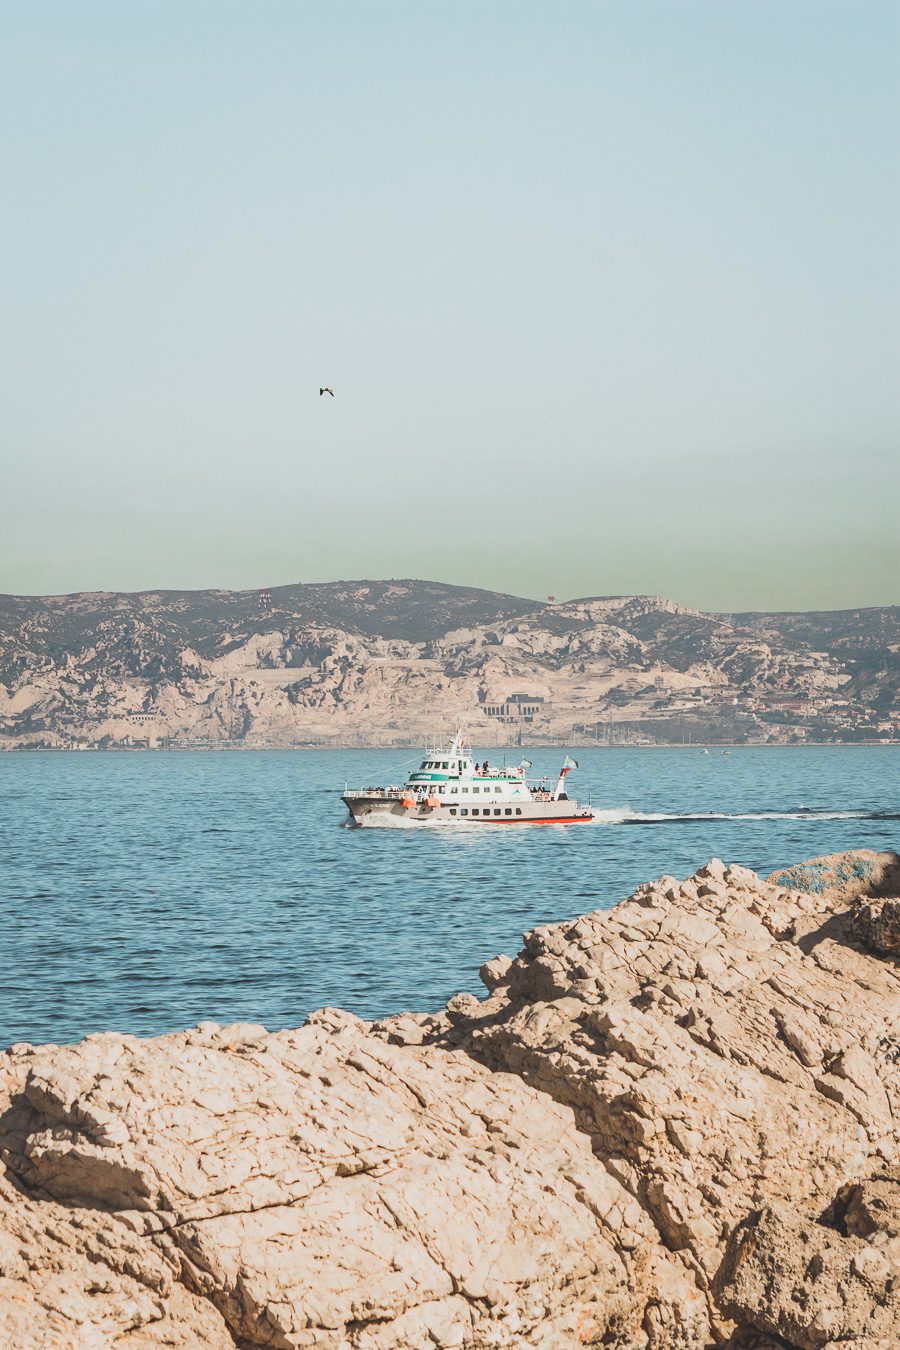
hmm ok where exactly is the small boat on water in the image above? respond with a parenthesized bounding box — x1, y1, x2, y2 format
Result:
(342, 732, 593, 827)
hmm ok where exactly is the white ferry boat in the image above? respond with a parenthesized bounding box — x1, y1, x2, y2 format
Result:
(342, 732, 593, 826)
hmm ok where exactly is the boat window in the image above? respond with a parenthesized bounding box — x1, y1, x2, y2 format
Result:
(471, 808, 479, 815)
(441, 761, 449, 769)
(515, 808, 522, 815)
(450, 808, 456, 816)
(461, 787, 468, 793)
(460, 808, 468, 816)
(505, 808, 512, 816)
(494, 808, 501, 816)
(494, 786, 502, 794)
(472, 786, 479, 794)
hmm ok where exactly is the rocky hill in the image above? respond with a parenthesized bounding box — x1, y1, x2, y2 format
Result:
(1, 849, 898, 1346)
(0, 581, 896, 747)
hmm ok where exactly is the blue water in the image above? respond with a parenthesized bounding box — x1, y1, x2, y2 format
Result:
(1, 746, 897, 1049)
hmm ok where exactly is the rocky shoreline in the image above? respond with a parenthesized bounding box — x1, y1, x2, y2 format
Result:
(2, 850, 898, 1348)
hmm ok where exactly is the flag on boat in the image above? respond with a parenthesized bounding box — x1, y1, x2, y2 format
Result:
(563, 755, 579, 769)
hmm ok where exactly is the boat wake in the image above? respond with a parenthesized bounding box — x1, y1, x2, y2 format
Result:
(592, 808, 900, 826)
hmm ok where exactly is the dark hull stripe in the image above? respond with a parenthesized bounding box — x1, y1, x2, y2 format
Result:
(473, 816, 592, 825)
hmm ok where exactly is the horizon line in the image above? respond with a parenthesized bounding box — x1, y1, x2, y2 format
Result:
(0, 577, 896, 618)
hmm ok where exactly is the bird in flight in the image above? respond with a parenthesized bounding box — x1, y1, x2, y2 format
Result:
(319, 386, 334, 397)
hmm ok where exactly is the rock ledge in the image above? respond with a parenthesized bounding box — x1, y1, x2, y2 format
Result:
(1, 849, 898, 1348)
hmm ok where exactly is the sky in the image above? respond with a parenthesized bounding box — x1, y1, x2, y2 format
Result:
(2, 1, 898, 611)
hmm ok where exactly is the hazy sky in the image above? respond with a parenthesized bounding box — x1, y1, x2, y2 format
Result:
(2, 1, 898, 610)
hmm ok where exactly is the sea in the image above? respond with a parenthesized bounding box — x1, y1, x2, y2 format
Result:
(1, 745, 897, 1049)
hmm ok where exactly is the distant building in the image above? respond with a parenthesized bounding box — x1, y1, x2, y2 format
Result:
(482, 693, 545, 724)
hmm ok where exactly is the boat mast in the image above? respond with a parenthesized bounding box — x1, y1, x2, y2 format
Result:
(552, 755, 578, 800)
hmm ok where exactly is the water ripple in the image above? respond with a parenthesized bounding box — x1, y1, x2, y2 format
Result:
(0, 745, 896, 1047)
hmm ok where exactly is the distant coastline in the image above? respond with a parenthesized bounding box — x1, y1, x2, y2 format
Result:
(2, 580, 897, 751)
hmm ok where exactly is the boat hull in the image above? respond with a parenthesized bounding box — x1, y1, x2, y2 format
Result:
(342, 795, 593, 826)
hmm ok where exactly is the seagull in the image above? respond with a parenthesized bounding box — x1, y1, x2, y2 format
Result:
(319, 386, 334, 397)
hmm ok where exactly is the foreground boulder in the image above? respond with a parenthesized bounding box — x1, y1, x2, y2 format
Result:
(715, 1170, 900, 1348)
(851, 895, 900, 957)
(1, 849, 897, 1347)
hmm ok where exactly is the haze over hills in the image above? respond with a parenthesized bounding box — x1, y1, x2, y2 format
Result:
(0, 580, 896, 748)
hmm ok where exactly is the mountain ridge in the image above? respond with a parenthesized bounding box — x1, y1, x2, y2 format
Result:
(1, 579, 896, 747)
